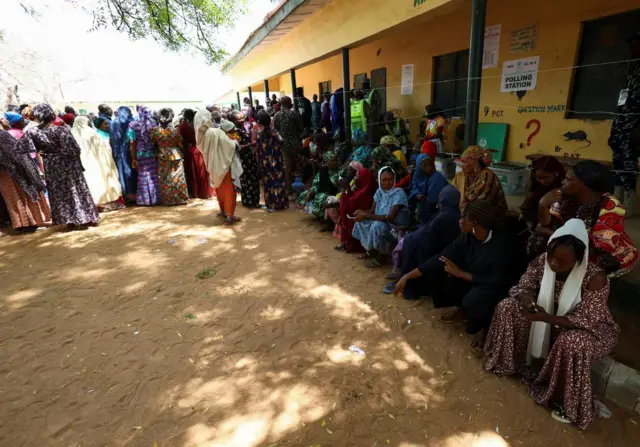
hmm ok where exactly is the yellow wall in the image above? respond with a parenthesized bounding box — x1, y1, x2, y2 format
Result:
(230, 0, 639, 164)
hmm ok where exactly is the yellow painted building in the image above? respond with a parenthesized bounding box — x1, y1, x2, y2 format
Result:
(225, 0, 640, 164)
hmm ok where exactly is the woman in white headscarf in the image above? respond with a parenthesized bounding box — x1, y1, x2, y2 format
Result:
(484, 218, 618, 430)
(71, 116, 124, 211)
(194, 109, 243, 224)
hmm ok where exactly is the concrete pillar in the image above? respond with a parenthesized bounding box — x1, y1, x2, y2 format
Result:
(342, 47, 351, 139)
(264, 80, 270, 105)
(463, 0, 487, 148)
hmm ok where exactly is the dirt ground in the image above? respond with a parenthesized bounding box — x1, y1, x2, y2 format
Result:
(1, 199, 639, 447)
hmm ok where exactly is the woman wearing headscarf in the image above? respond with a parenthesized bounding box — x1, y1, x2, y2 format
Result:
(350, 128, 372, 167)
(255, 111, 288, 211)
(529, 160, 638, 277)
(519, 155, 565, 228)
(71, 116, 124, 212)
(150, 108, 189, 206)
(93, 117, 111, 141)
(408, 154, 448, 224)
(353, 167, 410, 268)
(390, 185, 462, 298)
(485, 219, 617, 429)
(110, 106, 137, 202)
(0, 130, 50, 231)
(334, 166, 378, 253)
(394, 200, 525, 335)
(61, 113, 75, 127)
(18, 104, 99, 228)
(455, 146, 507, 215)
(228, 111, 260, 208)
(194, 110, 243, 223)
(297, 150, 340, 220)
(178, 109, 213, 199)
(129, 106, 161, 206)
(4, 112, 25, 140)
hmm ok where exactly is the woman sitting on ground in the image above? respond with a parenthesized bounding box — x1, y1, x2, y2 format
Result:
(453, 146, 507, 216)
(519, 155, 565, 228)
(408, 154, 448, 224)
(393, 200, 525, 337)
(297, 150, 340, 221)
(385, 185, 461, 296)
(334, 166, 377, 253)
(528, 160, 638, 277)
(350, 128, 372, 168)
(353, 167, 410, 268)
(485, 219, 617, 429)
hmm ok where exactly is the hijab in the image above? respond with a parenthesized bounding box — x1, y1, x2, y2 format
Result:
(0, 130, 44, 201)
(130, 106, 155, 145)
(408, 154, 430, 200)
(341, 167, 377, 217)
(461, 145, 493, 166)
(376, 166, 409, 216)
(4, 112, 22, 126)
(527, 219, 589, 364)
(110, 106, 133, 152)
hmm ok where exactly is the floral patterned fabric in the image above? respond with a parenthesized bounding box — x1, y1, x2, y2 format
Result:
(485, 255, 618, 430)
(257, 127, 289, 210)
(229, 128, 260, 208)
(19, 125, 99, 225)
(151, 126, 189, 206)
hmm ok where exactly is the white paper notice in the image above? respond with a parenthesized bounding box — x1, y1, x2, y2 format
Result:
(401, 64, 414, 95)
(483, 25, 501, 69)
(501, 56, 540, 92)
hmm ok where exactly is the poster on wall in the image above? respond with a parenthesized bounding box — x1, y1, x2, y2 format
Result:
(501, 56, 540, 92)
(510, 25, 538, 52)
(482, 24, 501, 69)
(401, 64, 414, 95)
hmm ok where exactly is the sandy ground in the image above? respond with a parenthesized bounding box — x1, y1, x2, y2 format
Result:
(1, 199, 639, 447)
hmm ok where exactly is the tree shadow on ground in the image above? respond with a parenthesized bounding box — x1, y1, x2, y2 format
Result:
(0, 200, 638, 447)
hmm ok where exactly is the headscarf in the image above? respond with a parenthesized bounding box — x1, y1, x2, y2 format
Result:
(220, 119, 234, 132)
(352, 128, 366, 146)
(527, 219, 589, 364)
(393, 150, 407, 169)
(129, 106, 155, 145)
(193, 109, 243, 189)
(93, 117, 109, 131)
(421, 140, 438, 160)
(33, 104, 56, 124)
(21, 106, 33, 120)
(461, 145, 493, 166)
(110, 107, 133, 152)
(341, 167, 376, 218)
(381, 135, 399, 147)
(0, 130, 45, 201)
(438, 184, 461, 217)
(4, 112, 22, 126)
(408, 154, 430, 200)
(376, 166, 409, 216)
(53, 117, 65, 127)
(323, 150, 337, 164)
(349, 160, 364, 172)
(61, 113, 75, 126)
(573, 160, 615, 194)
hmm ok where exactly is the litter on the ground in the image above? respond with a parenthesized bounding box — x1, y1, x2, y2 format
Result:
(196, 238, 208, 245)
(349, 345, 365, 355)
(196, 268, 216, 279)
(593, 399, 612, 418)
(133, 331, 140, 335)
(133, 426, 142, 430)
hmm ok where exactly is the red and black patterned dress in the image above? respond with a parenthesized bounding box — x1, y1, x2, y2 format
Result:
(150, 126, 189, 206)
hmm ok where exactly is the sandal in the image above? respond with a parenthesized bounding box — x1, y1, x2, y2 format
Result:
(440, 309, 467, 323)
(334, 245, 346, 252)
(551, 407, 572, 424)
(217, 212, 227, 218)
(357, 253, 371, 260)
(383, 281, 397, 295)
(365, 259, 383, 269)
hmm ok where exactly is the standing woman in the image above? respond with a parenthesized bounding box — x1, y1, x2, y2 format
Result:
(93, 117, 111, 141)
(129, 106, 161, 206)
(4, 112, 25, 140)
(0, 130, 50, 231)
(178, 108, 213, 199)
(18, 104, 99, 228)
(110, 106, 137, 202)
(256, 111, 289, 211)
(229, 111, 261, 208)
(150, 108, 189, 206)
(71, 116, 124, 212)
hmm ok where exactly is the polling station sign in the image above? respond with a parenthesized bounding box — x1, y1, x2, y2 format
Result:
(501, 56, 540, 92)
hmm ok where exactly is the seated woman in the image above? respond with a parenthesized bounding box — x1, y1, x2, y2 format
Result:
(408, 154, 448, 224)
(485, 219, 618, 430)
(394, 200, 525, 335)
(385, 185, 462, 295)
(350, 128, 372, 167)
(334, 166, 377, 253)
(297, 150, 340, 221)
(528, 160, 638, 277)
(519, 155, 565, 228)
(353, 167, 410, 268)
(453, 146, 507, 216)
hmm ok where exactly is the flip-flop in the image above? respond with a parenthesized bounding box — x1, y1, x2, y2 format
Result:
(383, 281, 396, 294)
(551, 408, 572, 424)
(334, 245, 346, 252)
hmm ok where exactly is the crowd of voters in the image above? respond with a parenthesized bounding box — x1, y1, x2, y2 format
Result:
(1, 80, 639, 431)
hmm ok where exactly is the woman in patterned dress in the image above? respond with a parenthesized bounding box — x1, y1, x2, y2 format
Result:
(0, 130, 50, 231)
(151, 109, 189, 206)
(297, 150, 340, 219)
(256, 111, 289, 211)
(129, 106, 161, 206)
(110, 107, 137, 202)
(228, 111, 260, 208)
(529, 160, 638, 277)
(485, 219, 618, 429)
(18, 104, 99, 228)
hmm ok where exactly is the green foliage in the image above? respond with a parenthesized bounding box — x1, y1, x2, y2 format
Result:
(76, 0, 248, 64)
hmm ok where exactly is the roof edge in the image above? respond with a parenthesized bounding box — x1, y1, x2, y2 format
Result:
(222, 0, 307, 74)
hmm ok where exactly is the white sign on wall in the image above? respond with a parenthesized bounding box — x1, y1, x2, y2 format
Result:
(482, 24, 501, 69)
(501, 56, 540, 92)
(401, 64, 414, 95)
